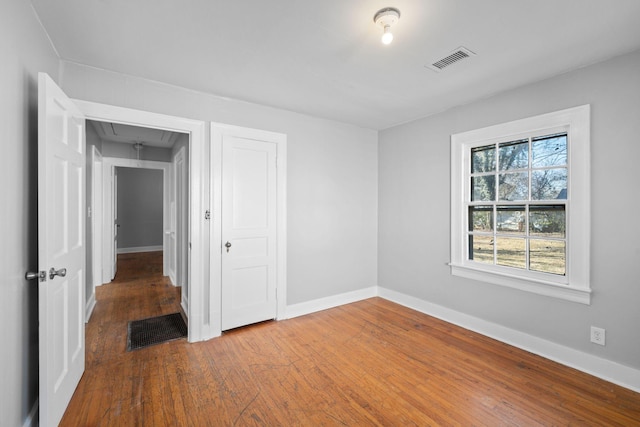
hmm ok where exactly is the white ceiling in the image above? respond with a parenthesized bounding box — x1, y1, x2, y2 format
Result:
(30, 0, 640, 130)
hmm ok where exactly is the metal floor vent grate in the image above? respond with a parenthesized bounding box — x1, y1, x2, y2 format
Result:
(427, 47, 476, 72)
(127, 312, 187, 351)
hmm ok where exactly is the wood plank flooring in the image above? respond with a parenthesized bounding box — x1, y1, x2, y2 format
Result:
(61, 252, 640, 426)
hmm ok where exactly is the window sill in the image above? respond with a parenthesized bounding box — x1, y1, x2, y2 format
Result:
(449, 263, 591, 304)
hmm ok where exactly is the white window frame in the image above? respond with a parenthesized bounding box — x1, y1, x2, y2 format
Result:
(450, 105, 591, 304)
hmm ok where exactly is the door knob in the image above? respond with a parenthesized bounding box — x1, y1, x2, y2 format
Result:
(225, 241, 232, 253)
(49, 267, 67, 280)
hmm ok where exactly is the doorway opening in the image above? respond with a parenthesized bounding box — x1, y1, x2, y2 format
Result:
(85, 119, 191, 327)
(75, 99, 208, 342)
(115, 166, 164, 257)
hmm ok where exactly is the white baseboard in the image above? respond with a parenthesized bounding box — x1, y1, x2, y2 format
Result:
(22, 398, 38, 427)
(377, 287, 640, 393)
(85, 292, 96, 323)
(285, 286, 377, 319)
(117, 245, 162, 254)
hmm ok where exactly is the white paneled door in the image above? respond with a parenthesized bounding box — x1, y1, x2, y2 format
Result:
(221, 136, 278, 330)
(37, 73, 86, 427)
(112, 167, 118, 279)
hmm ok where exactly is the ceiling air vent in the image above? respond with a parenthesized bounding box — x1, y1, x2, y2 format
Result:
(426, 46, 476, 72)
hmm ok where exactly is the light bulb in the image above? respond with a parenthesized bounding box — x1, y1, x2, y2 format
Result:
(381, 26, 393, 45)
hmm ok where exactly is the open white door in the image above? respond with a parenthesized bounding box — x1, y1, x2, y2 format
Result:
(37, 73, 85, 426)
(221, 135, 278, 330)
(91, 146, 103, 288)
(112, 167, 118, 279)
(173, 147, 189, 312)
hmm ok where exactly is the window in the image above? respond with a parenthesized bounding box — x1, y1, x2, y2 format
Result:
(450, 105, 591, 304)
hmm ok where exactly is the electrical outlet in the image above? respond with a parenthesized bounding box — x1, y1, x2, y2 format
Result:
(590, 326, 605, 346)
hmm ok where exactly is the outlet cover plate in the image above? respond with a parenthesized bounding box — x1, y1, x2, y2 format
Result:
(590, 326, 606, 345)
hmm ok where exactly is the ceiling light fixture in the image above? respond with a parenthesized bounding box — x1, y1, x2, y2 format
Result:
(373, 7, 400, 45)
(133, 142, 143, 160)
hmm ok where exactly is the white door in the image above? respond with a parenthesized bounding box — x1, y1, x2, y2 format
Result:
(112, 167, 118, 279)
(178, 151, 187, 288)
(37, 73, 85, 427)
(174, 148, 188, 309)
(168, 199, 177, 282)
(91, 147, 103, 288)
(221, 136, 277, 330)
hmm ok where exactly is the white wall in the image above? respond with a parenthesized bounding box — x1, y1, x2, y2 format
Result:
(0, 1, 60, 425)
(116, 167, 164, 250)
(379, 49, 640, 370)
(60, 62, 379, 305)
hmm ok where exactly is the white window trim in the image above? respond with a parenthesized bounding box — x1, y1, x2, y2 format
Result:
(450, 105, 591, 304)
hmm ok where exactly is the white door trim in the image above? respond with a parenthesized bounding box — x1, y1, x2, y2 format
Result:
(210, 123, 287, 336)
(74, 99, 208, 343)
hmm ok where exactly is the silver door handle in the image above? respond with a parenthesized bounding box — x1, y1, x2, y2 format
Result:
(49, 267, 67, 280)
(225, 241, 232, 253)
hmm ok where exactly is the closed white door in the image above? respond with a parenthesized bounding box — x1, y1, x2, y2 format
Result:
(221, 136, 277, 330)
(37, 72, 85, 427)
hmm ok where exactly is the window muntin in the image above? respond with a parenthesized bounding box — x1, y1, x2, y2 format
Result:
(467, 132, 567, 277)
(450, 105, 590, 304)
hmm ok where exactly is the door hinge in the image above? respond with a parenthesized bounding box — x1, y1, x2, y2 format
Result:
(205, 210, 211, 220)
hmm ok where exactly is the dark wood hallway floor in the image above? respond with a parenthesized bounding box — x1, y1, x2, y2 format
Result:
(60, 251, 640, 426)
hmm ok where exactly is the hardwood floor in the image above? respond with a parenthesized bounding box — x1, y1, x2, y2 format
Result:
(62, 252, 640, 426)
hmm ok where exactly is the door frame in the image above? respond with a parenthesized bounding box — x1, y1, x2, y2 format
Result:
(75, 99, 209, 342)
(210, 123, 287, 337)
(102, 159, 172, 277)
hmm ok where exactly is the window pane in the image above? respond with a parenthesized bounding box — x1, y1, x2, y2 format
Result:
(497, 206, 525, 234)
(498, 172, 528, 201)
(532, 168, 567, 200)
(530, 239, 566, 275)
(472, 145, 496, 173)
(496, 237, 525, 269)
(469, 206, 493, 232)
(472, 175, 495, 201)
(529, 205, 565, 237)
(469, 235, 494, 264)
(499, 139, 528, 170)
(532, 134, 567, 167)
